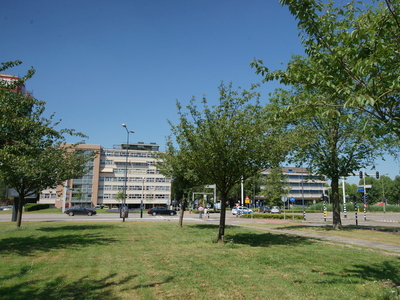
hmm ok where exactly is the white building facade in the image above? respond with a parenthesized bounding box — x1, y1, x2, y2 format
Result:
(39, 142, 171, 209)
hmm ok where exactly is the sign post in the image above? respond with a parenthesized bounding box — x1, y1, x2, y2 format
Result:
(290, 197, 295, 220)
(281, 196, 287, 220)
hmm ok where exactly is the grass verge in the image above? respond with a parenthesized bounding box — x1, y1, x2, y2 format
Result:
(0, 222, 399, 300)
(243, 223, 400, 246)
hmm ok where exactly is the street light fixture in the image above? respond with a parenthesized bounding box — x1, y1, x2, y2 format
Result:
(121, 124, 134, 222)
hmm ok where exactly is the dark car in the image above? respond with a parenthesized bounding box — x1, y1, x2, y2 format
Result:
(260, 206, 271, 213)
(148, 207, 177, 216)
(65, 206, 97, 216)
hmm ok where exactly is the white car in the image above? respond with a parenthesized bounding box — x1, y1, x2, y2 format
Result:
(271, 206, 281, 214)
(232, 206, 253, 215)
(0, 205, 13, 211)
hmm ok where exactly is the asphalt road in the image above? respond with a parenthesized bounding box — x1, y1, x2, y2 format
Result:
(0, 211, 399, 227)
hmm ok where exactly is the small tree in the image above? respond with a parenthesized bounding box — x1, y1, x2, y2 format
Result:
(167, 83, 286, 242)
(157, 138, 201, 227)
(114, 189, 125, 205)
(261, 167, 290, 207)
(0, 61, 95, 227)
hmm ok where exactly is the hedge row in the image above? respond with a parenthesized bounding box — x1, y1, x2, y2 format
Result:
(241, 213, 304, 220)
(25, 203, 50, 211)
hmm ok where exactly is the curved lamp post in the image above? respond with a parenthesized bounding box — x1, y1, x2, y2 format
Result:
(122, 124, 134, 222)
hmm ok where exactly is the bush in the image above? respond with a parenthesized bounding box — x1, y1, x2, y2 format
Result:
(25, 203, 50, 211)
(242, 213, 303, 220)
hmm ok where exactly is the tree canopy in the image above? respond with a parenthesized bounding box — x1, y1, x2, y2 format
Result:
(0, 61, 95, 227)
(252, 0, 400, 143)
(166, 82, 287, 242)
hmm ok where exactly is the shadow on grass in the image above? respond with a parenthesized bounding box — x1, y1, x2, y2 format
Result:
(190, 224, 313, 247)
(225, 231, 314, 247)
(0, 233, 117, 256)
(0, 272, 139, 300)
(37, 224, 117, 232)
(311, 258, 400, 289)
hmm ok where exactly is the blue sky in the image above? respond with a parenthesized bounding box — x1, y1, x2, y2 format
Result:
(1, 0, 398, 184)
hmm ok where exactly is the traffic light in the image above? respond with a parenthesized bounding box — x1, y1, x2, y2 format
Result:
(376, 171, 379, 179)
(359, 171, 363, 179)
(362, 194, 369, 203)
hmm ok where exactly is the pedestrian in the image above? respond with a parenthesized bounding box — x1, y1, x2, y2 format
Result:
(198, 206, 204, 218)
(204, 207, 209, 218)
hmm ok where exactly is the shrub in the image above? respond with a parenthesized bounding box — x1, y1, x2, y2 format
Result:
(25, 203, 50, 211)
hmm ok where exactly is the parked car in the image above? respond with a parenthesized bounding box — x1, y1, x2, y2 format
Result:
(148, 207, 177, 216)
(232, 206, 253, 215)
(270, 206, 281, 214)
(260, 206, 271, 213)
(65, 206, 97, 216)
(0, 205, 13, 211)
(93, 205, 110, 209)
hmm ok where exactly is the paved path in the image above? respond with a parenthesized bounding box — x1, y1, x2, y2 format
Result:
(238, 225, 400, 253)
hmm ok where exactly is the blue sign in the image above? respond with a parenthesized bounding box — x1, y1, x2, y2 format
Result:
(358, 188, 364, 192)
(290, 197, 295, 202)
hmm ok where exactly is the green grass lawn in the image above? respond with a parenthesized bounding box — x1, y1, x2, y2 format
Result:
(0, 221, 399, 300)
(243, 223, 400, 246)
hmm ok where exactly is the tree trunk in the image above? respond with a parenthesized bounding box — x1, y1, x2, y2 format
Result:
(178, 196, 187, 227)
(16, 194, 24, 228)
(331, 177, 342, 230)
(217, 192, 227, 243)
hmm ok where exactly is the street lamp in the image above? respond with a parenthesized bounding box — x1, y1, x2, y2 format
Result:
(122, 124, 134, 222)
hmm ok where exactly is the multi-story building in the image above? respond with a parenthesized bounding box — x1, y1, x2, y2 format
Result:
(259, 167, 328, 206)
(39, 142, 171, 209)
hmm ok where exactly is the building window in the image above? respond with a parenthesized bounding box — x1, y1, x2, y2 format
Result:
(130, 169, 146, 174)
(130, 177, 143, 182)
(113, 185, 125, 190)
(100, 177, 113, 181)
(129, 186, 142, 190)
(156, 178, 170, 183)
(128, 194, 141, 199)
(156, 186, 170, 191)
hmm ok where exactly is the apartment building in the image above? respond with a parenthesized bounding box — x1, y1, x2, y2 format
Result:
(39, 142, 171, 209)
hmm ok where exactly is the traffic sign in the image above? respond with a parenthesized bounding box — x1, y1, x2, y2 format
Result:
(290, 197, 295, 202)
(281, 196, 287, 202)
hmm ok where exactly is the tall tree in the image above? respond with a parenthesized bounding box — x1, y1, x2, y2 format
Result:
(265, 82, 383, 229)
(168, 82, 285, 242)
(0, 61, 95, 227)
(252, 0, 400, 141)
